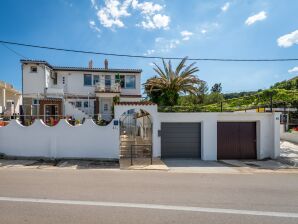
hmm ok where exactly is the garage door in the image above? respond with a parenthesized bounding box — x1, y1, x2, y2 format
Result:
(161, 123, 201, 158)
(217, 122, 256, 160)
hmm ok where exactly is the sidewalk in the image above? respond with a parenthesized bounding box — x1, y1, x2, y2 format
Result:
(120, 158, 169, 170)
(0, 159, 119, 169)
(279, 141, 298, 167)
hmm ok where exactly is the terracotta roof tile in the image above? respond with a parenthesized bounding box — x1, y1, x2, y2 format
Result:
(115, 102, 156, 106)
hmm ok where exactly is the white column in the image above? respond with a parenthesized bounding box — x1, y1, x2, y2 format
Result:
(201, 117, 217, 160)
(272, 112, 281, 159)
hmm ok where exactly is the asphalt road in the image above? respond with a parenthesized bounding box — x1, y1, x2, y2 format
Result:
(0, 168, 297, 224)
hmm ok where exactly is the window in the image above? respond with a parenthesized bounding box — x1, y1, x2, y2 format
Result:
(76, 101, 82, 108)
(93, 75, 100, 85)
(84, 101, 89, 108)
(125, 75, 136, 89)
(30, 66, 37, 73)
(32, 99, 39, 105)
(84, 74, 92, 86)
(62, 76, 65, 84)
(105, 75, 111, 86)
(119, 75, 125, 88)
(115, 74, 125, 88)
(53, 72, 58, 85)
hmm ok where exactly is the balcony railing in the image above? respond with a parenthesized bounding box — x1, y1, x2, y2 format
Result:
(95, 79, 121, 93)
(45, 87, 64, 96)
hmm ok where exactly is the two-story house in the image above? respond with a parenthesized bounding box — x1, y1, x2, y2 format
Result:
(21, 59, 142, 123)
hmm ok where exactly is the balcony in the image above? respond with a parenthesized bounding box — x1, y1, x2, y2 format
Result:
(45, 87, 64, 97)
(95, 79, 121, 93)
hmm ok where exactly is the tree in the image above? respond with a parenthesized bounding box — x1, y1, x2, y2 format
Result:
(144, 57, 202, 106)
(204, 92, 224, 104)
(211, 83, 222, 93)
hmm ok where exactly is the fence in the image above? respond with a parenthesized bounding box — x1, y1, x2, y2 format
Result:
(0, 119, 120, 159)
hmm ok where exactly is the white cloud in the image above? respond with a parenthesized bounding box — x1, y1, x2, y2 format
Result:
(154, 37, 180, 52)
(132, 0, 162, 15)
(198, 22, 219, 35)
(96, 0, 131, 28)
(180, 30, 193, 40)
(288, 66, 298, 74)
(277, 30, 298, 48)
(221, 2, 230, 12)
(134, 0, 170, 30)
(144, 49, 155, 56)
(89, 20, 101, 33)
(92, 0, 170, 30)
(152, 14, 170, 29)
(139, 14, 170, 30)
(91, 0, 98, 10)
(245, 11, 267, 26)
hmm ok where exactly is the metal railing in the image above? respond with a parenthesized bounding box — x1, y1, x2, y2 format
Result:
(95, 79, 121, 93)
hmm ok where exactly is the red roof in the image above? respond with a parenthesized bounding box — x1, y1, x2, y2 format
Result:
(115, 101, 156, 106)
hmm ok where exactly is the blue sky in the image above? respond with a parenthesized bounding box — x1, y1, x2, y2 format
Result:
(0, 0, 298, 93)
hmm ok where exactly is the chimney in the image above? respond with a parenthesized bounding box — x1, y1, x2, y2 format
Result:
(88, 60, 93, 68)
(104, 59, 109, 69)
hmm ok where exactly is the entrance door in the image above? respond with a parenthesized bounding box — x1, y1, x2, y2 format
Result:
(217, 122, 257, 160)
(101, 98, 112, 121)
(44, 104, 58, 124)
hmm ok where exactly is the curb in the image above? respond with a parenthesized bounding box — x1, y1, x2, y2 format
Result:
(277, 157, 298, 167)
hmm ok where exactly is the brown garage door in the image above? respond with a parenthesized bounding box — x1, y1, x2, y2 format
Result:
(217, 122, 256, 160)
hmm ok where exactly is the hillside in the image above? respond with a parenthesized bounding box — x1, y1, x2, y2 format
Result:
(204, 76, 298, 111)
(159, 76, 298, 112)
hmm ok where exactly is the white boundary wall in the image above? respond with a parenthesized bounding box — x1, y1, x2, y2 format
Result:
(0, 119, 119, 159)
(115, 105, 280, 161)
(0, 105, 280, 161)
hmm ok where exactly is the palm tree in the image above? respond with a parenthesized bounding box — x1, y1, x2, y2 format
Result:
(144, 57, 202, 106)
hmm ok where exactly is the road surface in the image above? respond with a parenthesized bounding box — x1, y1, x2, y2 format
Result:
(0, 168, 297, 224)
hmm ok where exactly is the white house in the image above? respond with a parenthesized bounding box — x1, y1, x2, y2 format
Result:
(21, 59, 142, 123)
(0, 80, 21, 116)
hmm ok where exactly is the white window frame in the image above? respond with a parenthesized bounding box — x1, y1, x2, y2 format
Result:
(32, 99, 39, 105)
(93, 75, 100, 86)
(84, 74, 92, 86)
(30, 66, 37, 73)
(125, 75, 136, 89)
(76, 101, 82, 108)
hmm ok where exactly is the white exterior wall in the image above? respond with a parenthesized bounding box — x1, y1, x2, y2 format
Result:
(120, 97, 142, 102)
(115, 105, 281, 161)
(23, 63, 141, 97)
(280, 132, 298, 144)
(157, 112, 280, 160)
(0, 119, 119, 159)
(23, 64, 46, 96)
(53, 71, 141, 96)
